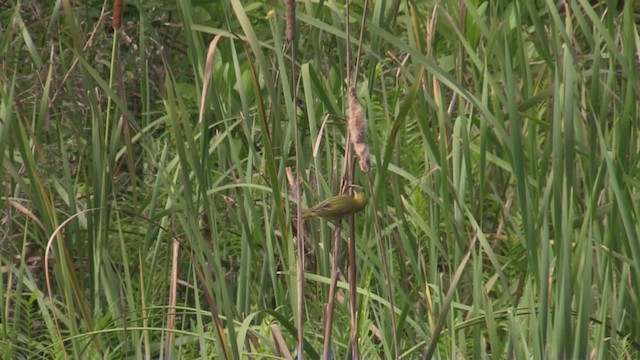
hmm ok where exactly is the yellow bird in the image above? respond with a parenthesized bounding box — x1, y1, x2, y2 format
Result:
(302, 192, 367, 221)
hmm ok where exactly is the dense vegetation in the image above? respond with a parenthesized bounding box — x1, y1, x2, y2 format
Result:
(2, 0, 640, 358)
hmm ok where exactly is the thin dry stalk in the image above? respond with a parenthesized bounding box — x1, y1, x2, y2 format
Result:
(322, 224, 343, 358)
(164, 239, 180, 356)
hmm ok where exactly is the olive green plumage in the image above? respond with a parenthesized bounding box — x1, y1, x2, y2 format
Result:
(302, 192, 367, 221)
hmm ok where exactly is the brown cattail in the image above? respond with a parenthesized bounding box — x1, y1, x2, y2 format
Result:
(347, 86, 371, 172)
(112, 0, 123, 31)
(285, 0, 296, 42)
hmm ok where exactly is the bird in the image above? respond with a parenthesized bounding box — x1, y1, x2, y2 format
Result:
(301, 192, 367, 221)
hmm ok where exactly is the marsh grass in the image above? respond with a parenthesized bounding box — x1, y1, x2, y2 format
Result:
(1, 0, 640, 358)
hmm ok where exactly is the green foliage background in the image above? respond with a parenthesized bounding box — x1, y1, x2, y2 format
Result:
(1, 0, 640, 358)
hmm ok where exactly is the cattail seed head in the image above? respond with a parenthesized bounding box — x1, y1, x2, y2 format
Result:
(347, 86, 371, 172)
(112, 0, 123, 30)
(285, 0, 296, 42)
